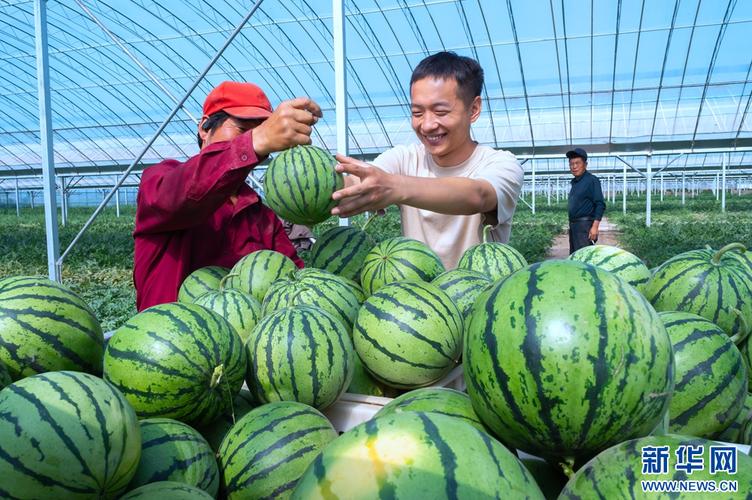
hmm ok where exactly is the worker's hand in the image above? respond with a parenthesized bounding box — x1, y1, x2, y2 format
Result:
(331, 155, 400, 217)
(588, 226, 599, 242)
(252, 97, 322, 157)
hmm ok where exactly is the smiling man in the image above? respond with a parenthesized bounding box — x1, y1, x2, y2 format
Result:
(332, 52, 523, 269)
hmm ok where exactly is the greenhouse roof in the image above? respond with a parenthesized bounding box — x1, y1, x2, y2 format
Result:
(1, 0, 751, 179)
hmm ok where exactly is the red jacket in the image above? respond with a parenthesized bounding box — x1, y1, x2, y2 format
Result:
(133, 130, 303, 311)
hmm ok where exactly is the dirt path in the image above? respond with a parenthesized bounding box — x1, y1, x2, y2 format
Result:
(546, 217, 621, 259)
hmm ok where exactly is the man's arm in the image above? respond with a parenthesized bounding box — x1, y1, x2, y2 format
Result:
(589, 176, 606, 241)
(331, 155, 496, 217)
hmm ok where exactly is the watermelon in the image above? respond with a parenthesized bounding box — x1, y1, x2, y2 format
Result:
(645, 243, 752, 339)
(194, 286, 261, 342)
(218, 401, 337, 499)
(659, 311, 748, 438)
(226, 250, 299, 302)
(375, 387, 485, 432)
(120, 481, 214, 499)
(246, 305, 354, 409)
(560, 434, 752, 497)
(346, 354, 398, 397)
(360, 237, 445, 295)
(353, 280, 462, 389)
(177, 266, 229, 303)
(741, 415, 752, 445)
(103, 302, 247, 426)
(431, 269, 493, 323)
(263, 145, 344, 225)
(0, 371, 141, 499)
(292, 412, 545, 499)
(309, 225, 374, 281)
(568, 244, 652, 292)
(0, 359, 10, 390)
(129, 418, 219, 495)
(456, 226, 527, 281)
(0, 276, 104, 380)
(262, 268, 360, 331)
(744, 340, 752, 387)
(717, 394, 752, 443)
(197, 389, 256, 452)
(464, 260, 674, 463)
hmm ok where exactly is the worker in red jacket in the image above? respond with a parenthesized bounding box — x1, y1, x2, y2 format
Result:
(133, 81, 320, 311)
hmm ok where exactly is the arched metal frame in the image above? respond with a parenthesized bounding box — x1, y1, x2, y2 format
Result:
(1, 0, 751, 280)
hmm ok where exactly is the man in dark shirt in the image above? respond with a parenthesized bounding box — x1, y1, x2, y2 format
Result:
(566, 148, 606, 254)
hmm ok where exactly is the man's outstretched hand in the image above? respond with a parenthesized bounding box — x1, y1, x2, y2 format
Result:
(331, 155, 399, 217)
(253, 97, 322, 157)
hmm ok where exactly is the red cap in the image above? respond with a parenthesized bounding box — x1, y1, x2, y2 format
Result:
(202, 81, 273, 120)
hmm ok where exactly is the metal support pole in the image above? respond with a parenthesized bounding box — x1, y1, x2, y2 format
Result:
(60, 177, 67, 227)
(334, 0, 349, 227)
(721, 154, 727, 212)
(715, 173, 719, 200)
(531, 162, 536, 215)
(15, 178, 19, 217)
(555, 176, 560, 202)
(116, 186, 120, 217)
(622, 162, 627, 215)
(681, 172, 686, 205)
(646, 155, 652, 227)
(660, 174, 664, 202)
(35, 0, 60, 281)
(58, 0, 266, 269)
(547, 178, 551, 206)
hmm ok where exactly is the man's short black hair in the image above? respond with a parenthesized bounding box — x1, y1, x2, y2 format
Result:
(197, 110, 232, 148)
(410, 51, 484, 105)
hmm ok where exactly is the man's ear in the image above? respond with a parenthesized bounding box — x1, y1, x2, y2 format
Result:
(198, 117, 210, 148)
(469, 95, 482, 123)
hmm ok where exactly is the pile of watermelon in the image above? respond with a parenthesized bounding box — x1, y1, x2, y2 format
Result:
(2, 145, 752, 497)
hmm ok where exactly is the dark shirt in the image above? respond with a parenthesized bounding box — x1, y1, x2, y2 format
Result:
(568, 171, 605, 221)
(133, 130, 303, 311)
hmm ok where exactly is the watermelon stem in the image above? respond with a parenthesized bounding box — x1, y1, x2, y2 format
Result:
(559, 457, 576, 478)
(219, 273, 238, 291)
(482, 224, 493, 244)
(360, 212, 379, 232)
(712, 243, 747, 265)
(729, 308, 751, 345)
(210, 364, 225, 389)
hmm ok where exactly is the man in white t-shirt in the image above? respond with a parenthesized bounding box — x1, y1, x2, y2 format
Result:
(330, 51, 523, 269)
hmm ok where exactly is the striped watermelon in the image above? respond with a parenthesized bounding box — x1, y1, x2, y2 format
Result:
(569, 244, 652, 292)
(129, 418, 219, 496)
(353, 280, 462, 389)
(194, 286, 261, 342)
(346, 354, 398, 397)
(103, 302, 247, 425)
(292, 412, 545, 499)
(218, 401, 337, 499)
(0, 360, 10, 390)
(262, 268, 360, 331)
(717, 393, 752, 443)
(560, 434, 752, 497)
(464, 260, 674, 463)
(197, 389, 256, 452)
(431, 269, 493, 323)
(226, 250, 299, 302)
(744, 340, 752, 387)
(0, 276, 103, 380)
(0, 371, 141, 499)
(456, 225, 527, 281)
(645, 243, 752, 339)
(121, 481, 214, 499)
(360, 237, 445, 295)
(247, 305, 354, 409)
(309, 225, 374, 281)
(375, 387, 485, 432)
(263, 145, 344, 225)
(659, 311, 748, 438)
(742, 415, 752, 445)
(177, 266, 228, 303)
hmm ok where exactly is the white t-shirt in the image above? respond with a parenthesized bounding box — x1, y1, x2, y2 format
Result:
(372, 143, 523, 269)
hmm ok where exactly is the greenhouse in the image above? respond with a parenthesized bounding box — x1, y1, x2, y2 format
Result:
(1, 0, 751, 498)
